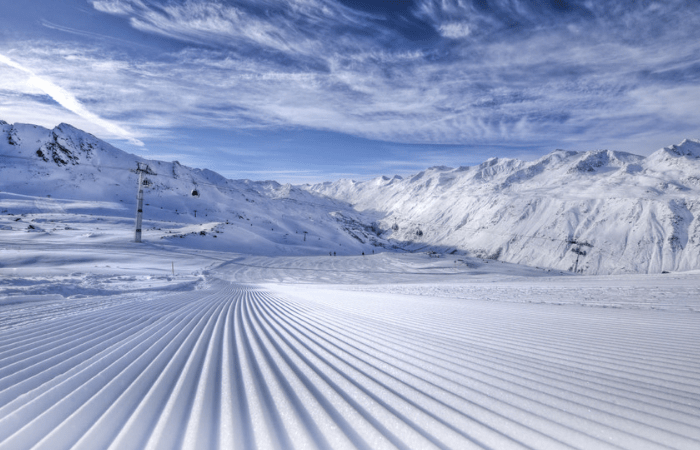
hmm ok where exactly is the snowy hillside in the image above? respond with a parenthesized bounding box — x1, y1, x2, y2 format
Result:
(0, 120, 386, 256)
(308, 141, 700, 274)
(2, 121, 700, 449)
(3, 119, 700, 274)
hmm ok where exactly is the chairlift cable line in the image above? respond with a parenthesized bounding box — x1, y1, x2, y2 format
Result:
(1, 154, 364, 209)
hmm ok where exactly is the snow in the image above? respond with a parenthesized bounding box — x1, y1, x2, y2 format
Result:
(4, 120, 700, 275)
(2, 121, 700, 448)
(1, 198, 699, 449)
(308, 140, 700, 275)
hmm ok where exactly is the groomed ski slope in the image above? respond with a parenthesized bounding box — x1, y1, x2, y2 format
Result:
(1, 255, 699, 450)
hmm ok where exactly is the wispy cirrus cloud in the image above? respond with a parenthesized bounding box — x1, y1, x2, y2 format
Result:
(91, 0, 364, 58)
(0, 52, 143, 146)
(1, 0, 700, 181)
(79, 0, 700, 149)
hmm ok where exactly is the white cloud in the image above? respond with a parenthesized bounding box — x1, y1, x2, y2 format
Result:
(119, 0, 332, 57)
(0, 53, 144, 146)
(1, 0, 699, 157)
(438, 22, 471, 39)
(90, 0, 137, 15)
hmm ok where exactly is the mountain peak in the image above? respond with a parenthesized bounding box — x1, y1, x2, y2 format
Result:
(568, 149, 643, 174)
(55, 122, 80, 131)
(647, 138, 700, 165)
(671, 139, 700, 158)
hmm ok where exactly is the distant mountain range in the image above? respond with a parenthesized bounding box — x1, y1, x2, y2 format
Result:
(309, 139, 700, 274)
(2, 119, 699, 274)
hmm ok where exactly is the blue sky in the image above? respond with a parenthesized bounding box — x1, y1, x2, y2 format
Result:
(1, 0, 700, 182)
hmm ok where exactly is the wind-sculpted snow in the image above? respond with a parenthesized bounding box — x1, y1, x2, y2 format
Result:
(1, 273, 699, 449)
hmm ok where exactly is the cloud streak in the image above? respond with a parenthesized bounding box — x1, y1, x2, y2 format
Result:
(1, 0, 700, 180)
(0, 53, 143, 146)
(79, 0, 700, 148)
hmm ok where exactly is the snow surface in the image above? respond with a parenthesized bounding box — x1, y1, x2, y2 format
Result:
(1, 206, 699, 449)
(2, 121, 700, 449)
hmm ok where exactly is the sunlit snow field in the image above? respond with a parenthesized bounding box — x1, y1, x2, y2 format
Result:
(1, 196, 699, 450)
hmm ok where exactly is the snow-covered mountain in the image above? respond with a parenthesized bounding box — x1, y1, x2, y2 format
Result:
(4, 121, 699, 450)
(3, 119, 700, 274)
(307, 140, 700, 274)
(0, 120, 386, 256)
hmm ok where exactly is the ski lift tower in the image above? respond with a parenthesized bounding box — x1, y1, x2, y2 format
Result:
(133, 162, 156, 243)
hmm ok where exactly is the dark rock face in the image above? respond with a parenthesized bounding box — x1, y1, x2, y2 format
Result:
(40, 137, 79, 166)
(35, 126, 99, 166)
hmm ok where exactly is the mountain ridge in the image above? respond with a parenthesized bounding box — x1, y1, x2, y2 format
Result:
(3, 119, 700, 274)
(0, 120, 388, 256)
(306, 139, 700, 274)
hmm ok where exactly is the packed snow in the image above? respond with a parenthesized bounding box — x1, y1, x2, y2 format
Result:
(2, 121, 700, 449)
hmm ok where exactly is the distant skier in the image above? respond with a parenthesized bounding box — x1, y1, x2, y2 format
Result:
(333, 252, 336, 256)
(362, 252, 365, 256)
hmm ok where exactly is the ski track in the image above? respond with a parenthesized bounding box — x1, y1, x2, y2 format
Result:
(1, 281, 699, 449)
